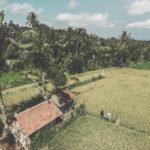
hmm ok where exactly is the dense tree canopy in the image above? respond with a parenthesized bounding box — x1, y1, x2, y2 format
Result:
(1, 11, 150, 78)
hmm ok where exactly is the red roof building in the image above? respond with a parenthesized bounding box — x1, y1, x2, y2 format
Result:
(13, 101, 63, 136)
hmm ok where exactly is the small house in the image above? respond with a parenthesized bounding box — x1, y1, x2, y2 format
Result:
(12, 101, 63, 137)
(11, 89, 75, 148)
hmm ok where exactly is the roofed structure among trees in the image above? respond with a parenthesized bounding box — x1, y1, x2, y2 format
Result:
(12, 101, 63, 137)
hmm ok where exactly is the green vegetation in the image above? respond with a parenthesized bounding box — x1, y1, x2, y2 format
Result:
(30, 123, 58, 150)
(44, 116, 150, 150)
(1, 68, 150, 150)
(68, 74, 105, 89)
(1, 11, 150, 76)
(2, 84, 40, 107)
(41, 68, 150, 150)
(30, 103, 86, 150)
(130, 62, 150, 70)
(74, 68, 150, 134)
(2, 73, 103, 107)
(1, 9, 150, 150)
(0, 71, 29, 89)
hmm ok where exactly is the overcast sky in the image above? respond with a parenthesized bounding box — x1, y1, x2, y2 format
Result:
(1, 0, 150, 40)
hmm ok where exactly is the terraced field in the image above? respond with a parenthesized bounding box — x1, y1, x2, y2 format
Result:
(44, 116, 150, 150)
(44, 68, 150, 150)
(73, 68, 150, 134)
(2, 68, 150, 150)
(2, 83, 39, 107)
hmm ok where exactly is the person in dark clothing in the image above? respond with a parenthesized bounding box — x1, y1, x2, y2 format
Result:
(100, 110, 104, 120)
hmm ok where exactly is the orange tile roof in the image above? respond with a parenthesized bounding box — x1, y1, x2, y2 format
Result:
(15, 101, 63, 136)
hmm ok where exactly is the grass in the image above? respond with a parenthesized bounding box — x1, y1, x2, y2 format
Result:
(68, 75, 104, 89)
(2, 84, 40, 107)
(2, 71, 103, 108)
(2, 68, 150, 150)
(0, 71, 29, 89)
(44, 116, 150, 150)
(30, 68, 150, 150)
(130, 62, 150, 70)
(73, 68, 150, 134)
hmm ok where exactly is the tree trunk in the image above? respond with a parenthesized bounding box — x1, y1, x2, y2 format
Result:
(0, 76, 9, 139)
(140, 50, 144, 63)
(0, 86, 30, 149)
(76, 40, 78, 56)
(26, 72, 53, 101)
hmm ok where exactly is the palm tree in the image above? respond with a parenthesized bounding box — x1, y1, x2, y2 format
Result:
(117, 31, 131, 67)
(74, 28, 86, 56)
(0, 10, 9, 139)
(0, 10, 6, 72)
(0, 10, 4, 28)
(120, 30, 131, 41)
(26, 12, 39, 30)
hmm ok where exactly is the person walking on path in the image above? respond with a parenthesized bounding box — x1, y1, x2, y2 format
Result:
(115, 117, 121, 127)
(107, 112, 111, 122)
(100, 110, 104, 120)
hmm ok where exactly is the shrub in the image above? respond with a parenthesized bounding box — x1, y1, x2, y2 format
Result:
(6, 131, 15, 145)
(0, 71, 30, 89)
(130, 62, 150, 70)
(30, 69, 40, 77)
(30, 123, 56, 150)
(67, 74, 105, 89)
(53, 71, 68, 88)
(6, 44, 18, 59)
(75, 103, 86, 116)
(11, 60, 24, 71)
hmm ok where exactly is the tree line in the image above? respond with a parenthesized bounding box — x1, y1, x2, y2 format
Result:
(1, 11, 150, 74)
(0, 10, 150, 148)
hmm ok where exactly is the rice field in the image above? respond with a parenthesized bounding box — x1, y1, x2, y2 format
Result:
(44, 68, 150, 150)
(2, 70, 103, 107)
(2, 68, 150, 149)
(44, 116, 150, 150)
(73, 68, 150, 134)
(2, 83, 40, 107)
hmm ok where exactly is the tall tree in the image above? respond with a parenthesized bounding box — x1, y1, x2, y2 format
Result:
(23, 13, 68, 100)
(0, 10, 4, 28)
(26, 12, 39, 30)
(0, 11, 8, 134)
(0, 10, 6, 71)
(116, 30, 131, 67)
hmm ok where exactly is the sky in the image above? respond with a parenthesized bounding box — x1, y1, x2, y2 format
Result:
(1, 0, 150, 40)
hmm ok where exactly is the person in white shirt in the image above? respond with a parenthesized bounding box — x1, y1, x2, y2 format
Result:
(107, 112, 111, 122)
